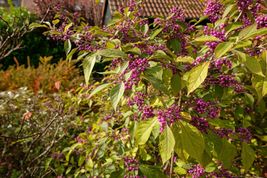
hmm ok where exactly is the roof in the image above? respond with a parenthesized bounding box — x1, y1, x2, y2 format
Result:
(108, 0, 205, 19)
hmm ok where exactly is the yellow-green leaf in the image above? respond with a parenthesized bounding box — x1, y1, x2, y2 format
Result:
(159, 126, 175, 164)
(183, 61, 210, 95)
(215, 42, 234, 58)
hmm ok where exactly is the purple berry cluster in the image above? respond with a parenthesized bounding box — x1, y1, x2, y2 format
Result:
(209, 167, 235, 178)
(188, 164, 205, 178)
(211, 58, 232, 71)
(128, 92, 145, 109)
(236, 0, 253, 11)
(142, 106, 155, 119)
(124, 156, 139, 173)
(154, 7, 187, 54)
(50, 23, 74, 41)
(204, 26, 226, 50)
(204, 0, 223, 23)
(206, 75, 244, 93)
(157, 104, 181, 132)
(188, 164, 236, 178)
(194, 99, 221, 119)
(128, 92, 155, 120)
(256, 15, 267, 28)
(125, 58, 149, 90)
(214, 128, 234, 139)
(237, 127, 252, 143)
(74, 31, 100, 52)
(190, 117, 209, 133)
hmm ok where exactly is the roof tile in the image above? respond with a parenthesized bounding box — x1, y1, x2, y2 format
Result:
(109, 0, 205, 18)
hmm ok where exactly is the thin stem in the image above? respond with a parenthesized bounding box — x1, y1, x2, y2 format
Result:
(169, 152, 174, 178)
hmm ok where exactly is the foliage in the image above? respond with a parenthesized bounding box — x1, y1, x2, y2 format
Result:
(33, 0, 103, 25)
(0, 5, 65, 67)
(0, 88, 85, 177)
(20, 0, 267, 177)
(0, 56, 83, 93)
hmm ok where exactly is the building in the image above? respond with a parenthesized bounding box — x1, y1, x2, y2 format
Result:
(1, 0, 205, 25)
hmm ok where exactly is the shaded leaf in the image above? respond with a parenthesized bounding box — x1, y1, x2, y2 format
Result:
(241, 143, 255, 171)
(218, 139, 237, 169)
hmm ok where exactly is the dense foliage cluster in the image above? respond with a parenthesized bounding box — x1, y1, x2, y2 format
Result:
(35, 0, 267, 177)
(1, 0, 267, 177)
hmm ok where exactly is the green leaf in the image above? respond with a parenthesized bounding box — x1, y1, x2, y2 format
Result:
(135, 118, 158, 145)
(252, 76, 267, 101)
(183, 61, 210, 95)
(150, 28, 163, 39)
(215, 42, 234, 58)
(167, 39, 181, 53)
(89, 83, 111, 98)
(241, 143, 255, 171)
(110, 82, 125, 111)
(223, 4, 236, 18)
(144, 71, 169, 94)
(64, 39, 72, 55)
(234, 40, 252, 49)
(97, 49, 127, 58)
(225, 22, 243, 35)
(245, 56, 265, 77)
(218, 139, 237, 169)
(171, 74, 182, 96)
(175, 56, 194, 64)
(83, 55, 99, 85)
(159, 126, 175, 164)
(179, 122, 205, 162)
(172, 124, 189, 161)
(238, 23, 257, 40)
(139, 164, 167, 178)
(126, 47, 141, 55)
(29, 22, 49, 29)
(150, 50, 173, 61)
(193, 36, 221, 42)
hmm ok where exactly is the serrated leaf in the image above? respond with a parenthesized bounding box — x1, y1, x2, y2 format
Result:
(135, 118, 158, 145)
(241, 143, 255, 171)
(183, 61, 210, 95)
(159, 126, 175, 164)
(110, 82, 125, 111)
(218, 139, 237, 169)
(215, 42, 234, 58)
(179, 122, 205, 162)
(193, 36, 221, 42)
